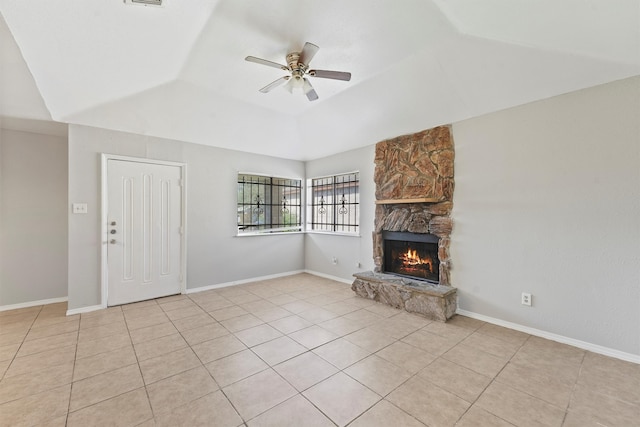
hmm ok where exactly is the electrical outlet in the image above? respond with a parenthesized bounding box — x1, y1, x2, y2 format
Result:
(521, 292, 532, 306)
(72, 203, 88, 214)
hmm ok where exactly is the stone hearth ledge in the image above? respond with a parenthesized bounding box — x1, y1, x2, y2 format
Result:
(351, 271, 457, 322)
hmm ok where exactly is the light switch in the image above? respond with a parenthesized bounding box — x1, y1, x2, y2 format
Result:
(72, 203, 88, 214)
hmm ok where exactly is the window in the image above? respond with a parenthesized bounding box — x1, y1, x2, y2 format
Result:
(237, 174, 302, 234)
(308, 172, 359, 234)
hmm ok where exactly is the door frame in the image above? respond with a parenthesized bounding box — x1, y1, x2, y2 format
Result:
(100, 154, 187, 308)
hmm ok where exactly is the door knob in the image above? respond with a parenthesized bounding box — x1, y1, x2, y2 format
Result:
(110, 229, 117, 234)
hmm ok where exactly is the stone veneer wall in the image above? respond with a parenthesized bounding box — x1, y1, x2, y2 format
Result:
(373, 125, 454, 285)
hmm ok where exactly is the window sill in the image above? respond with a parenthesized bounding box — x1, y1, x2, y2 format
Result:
(236, 231, 305, 237)
(236, 230, 360, 238)
(305, 231, 361, 238)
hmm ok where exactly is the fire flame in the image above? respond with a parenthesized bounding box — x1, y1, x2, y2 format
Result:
(402, 249, 433, 272)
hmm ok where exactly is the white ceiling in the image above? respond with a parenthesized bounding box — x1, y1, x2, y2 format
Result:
(1, 0, 638, 160)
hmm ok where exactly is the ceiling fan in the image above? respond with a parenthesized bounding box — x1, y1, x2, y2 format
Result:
(245, 42, 351, 101)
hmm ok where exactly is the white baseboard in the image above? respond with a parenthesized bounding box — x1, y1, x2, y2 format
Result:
(65, 270, 311, 314)
(186, 270, 306, 294)
(66, 304, 105, 316)
(0, 296, 68, 312)
(456, 309, 640, 364)
(304, 270, 353, 285)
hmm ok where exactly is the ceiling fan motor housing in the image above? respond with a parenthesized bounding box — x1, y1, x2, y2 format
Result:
(286, 52, 308, 74)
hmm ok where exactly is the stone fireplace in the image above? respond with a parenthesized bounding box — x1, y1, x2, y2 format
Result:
(352, 125, 457, 321)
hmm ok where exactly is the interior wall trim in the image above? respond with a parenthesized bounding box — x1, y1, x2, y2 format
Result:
(63, 270, 308, 315)
(185, 270, 306, 294)
(304, 270, 353, 285)
(66, 304, 104, 316)
(456, 308, 640, 364)
(0, 296, 68, 312)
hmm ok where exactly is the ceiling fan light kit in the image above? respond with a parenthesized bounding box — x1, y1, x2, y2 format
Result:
(246, 42, 351, 101)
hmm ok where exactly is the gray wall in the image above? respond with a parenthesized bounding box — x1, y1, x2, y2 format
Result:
(0, 128, 3, 300)
(451, 76, 640, 355)
(304, 77, 639, 356)
(0, 128, 68, 305)
(67, 125, 305, 310)
(304, 145, 376, 281)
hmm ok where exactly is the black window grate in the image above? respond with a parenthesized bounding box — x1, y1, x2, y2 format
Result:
(310, 172, 359, 233)
(237, 174, 302, 233)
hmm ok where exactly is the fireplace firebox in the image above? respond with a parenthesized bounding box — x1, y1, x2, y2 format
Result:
(382, 231, 440, 283)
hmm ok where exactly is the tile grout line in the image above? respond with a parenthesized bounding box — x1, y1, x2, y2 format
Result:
(339, 324, 483, 426)
(65, 304, 82, 427)
(237, 306, 418, 425)
(496, 333, 585, 416)
(161, 293, 243, 424)
(0, 292, 457, 425)
(447, 331, 531, 426)
(561, 347, 588, 425)
(0, 304, 43, 382)
(4, 276, 633, 427)
(0, 305, 74, 421)
(188, 284, 367, 425)
(123, 304, 157, 426)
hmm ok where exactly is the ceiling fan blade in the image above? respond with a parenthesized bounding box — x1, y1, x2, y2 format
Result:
(303, 78, 319, 101)
(299, 42, 319, 65)
(245, 56, 288, 71)
(259, 76, 290, 93)
(309, 69, 352, 81)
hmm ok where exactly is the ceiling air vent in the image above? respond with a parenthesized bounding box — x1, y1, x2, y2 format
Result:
(124, 0, 163, 6)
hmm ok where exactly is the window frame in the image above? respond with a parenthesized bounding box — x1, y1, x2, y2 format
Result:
(306, 171, 360, 236)
(237, 172, 303, 236)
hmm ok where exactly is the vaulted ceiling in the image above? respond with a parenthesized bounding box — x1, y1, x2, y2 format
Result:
(1, 0, 638, 160)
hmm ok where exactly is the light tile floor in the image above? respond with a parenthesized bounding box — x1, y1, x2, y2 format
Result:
(0, 273, 638, 426)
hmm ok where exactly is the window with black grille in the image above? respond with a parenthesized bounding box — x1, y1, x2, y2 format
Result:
(309, 172, 359, 233)
(237, 174, 302, 234)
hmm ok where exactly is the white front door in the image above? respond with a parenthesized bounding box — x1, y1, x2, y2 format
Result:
(107, 159, 183, 306)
